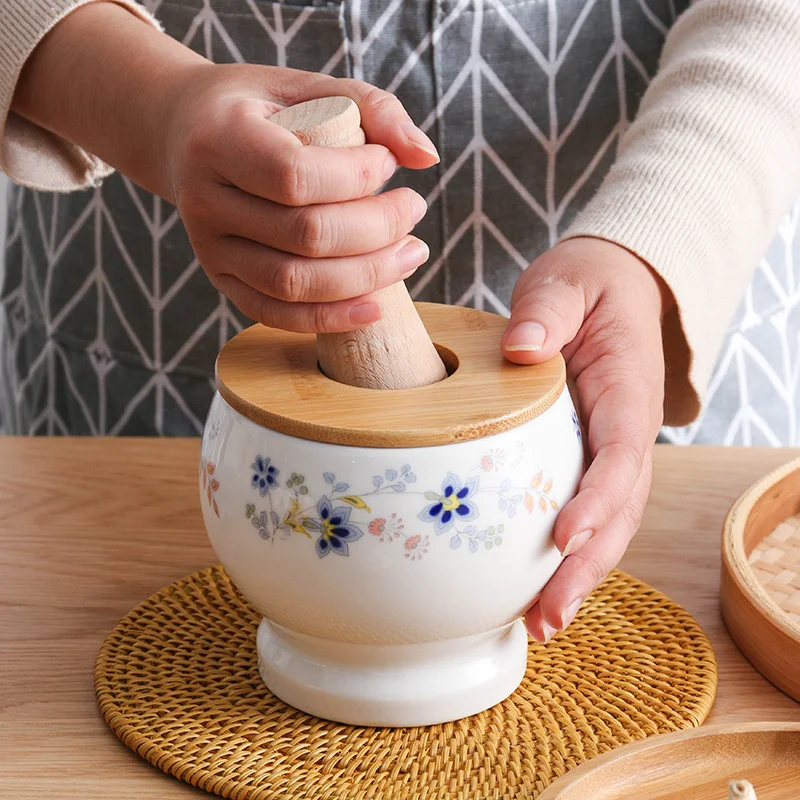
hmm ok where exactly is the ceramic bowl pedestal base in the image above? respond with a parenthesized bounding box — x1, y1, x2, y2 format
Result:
(257, 617, 528, 727)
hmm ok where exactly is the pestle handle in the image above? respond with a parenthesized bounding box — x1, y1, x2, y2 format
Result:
(268, 97, 447, 390)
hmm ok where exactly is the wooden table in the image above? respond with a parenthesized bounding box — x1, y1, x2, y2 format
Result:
(1, 441, 799, 798)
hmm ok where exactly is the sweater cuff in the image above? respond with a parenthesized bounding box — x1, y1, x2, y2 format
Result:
(0, 0, 162, 192)
(561, 0, 800, 428)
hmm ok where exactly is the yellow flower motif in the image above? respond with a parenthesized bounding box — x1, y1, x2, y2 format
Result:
(283, 498, 311, 537)
(441, 494, 462, 512)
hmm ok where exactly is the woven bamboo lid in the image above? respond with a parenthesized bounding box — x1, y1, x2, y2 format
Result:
(721, 457, 800, 702)
(216, 303, 566, 448)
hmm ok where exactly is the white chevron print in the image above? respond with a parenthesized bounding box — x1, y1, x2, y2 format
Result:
(2, 0, 798, 445)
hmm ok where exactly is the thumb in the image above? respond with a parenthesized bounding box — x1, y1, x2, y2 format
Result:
(501, 275, 585, 364)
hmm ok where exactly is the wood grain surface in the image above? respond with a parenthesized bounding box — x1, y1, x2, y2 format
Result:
(2, 440, 800, 799)
(538, 722, 800, 799)
(216, 303, 565, 446)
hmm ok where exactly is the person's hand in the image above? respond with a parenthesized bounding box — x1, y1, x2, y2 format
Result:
(164, 65, 439, 332)
(13, 2, 439, 334)
(501, 237, 671, 642)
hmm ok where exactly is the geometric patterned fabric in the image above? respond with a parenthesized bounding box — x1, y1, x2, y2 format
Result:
(2, 0, 797, 443)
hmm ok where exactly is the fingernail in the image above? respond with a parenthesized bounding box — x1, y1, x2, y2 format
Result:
(382, 152, 397, 182)
(350, 302, 381, 326)
(504, 321, 546, 352)
(560, 598, 583, 631)
(561, 529, 593, 557)
(410, 193, 428, 225)
(396, 239, 429, 279)
(401, 123, 440, 161)
(542, 623, 557, 644)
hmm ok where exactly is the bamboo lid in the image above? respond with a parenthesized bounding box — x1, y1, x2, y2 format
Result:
(216, 303, 566, 448)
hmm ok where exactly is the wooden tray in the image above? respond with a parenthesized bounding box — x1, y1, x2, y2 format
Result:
(721, 457, 800, 701)
(538, 723, 800, 799)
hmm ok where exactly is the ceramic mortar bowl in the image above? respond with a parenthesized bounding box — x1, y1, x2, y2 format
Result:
(200, 303, 585, 727)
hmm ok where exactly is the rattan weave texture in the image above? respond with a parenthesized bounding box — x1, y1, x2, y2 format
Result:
(95, 565, 717, 800)
(750, 513, 800, 624)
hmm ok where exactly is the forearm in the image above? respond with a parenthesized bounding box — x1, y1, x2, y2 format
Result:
(563, 0, 800, 424)
(11, 1, 207, 199)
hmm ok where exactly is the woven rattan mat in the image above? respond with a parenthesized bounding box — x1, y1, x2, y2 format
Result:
(750, 513, 800, 624)
(95, 565, 717, 800)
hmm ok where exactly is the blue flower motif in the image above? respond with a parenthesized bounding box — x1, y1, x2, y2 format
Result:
(251, 455, 279, 497)
(419, 472, 479, 534)
(571, 410, 582, 440)
(311, 496, 363, 558)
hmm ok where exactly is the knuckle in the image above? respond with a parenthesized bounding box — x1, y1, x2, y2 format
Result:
(601, 315, 638, 357)
(227, 100, 252, 128)
(274, 260, 311, 303)
(570, 551, 609, 590)
(548, 243, 600, 285)
(620, 501, 645, 537)
(363, 86, 404, 117)
(357, 256, 382, 293)
(614, 439, 647, 477)
(311, 303, 337, 333)
(278, 152, 311, 206)
(251, 292, 272, 327)
(531, 295, 573, 333)
(583, 485, 616, 526)
(385, 193, 409, 238)
(561, 253, 596, 282)
(294, 207, 331, 257)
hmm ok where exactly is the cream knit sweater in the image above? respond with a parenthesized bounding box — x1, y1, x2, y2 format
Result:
(1, 0, 800, 426)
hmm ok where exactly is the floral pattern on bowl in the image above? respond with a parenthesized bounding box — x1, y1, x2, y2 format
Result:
(571, 409, 582, 441)
(240, 452, 559, 562)
(200, 458, 221, 518)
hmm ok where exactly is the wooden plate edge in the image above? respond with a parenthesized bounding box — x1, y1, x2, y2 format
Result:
(537, 722, 800, 800)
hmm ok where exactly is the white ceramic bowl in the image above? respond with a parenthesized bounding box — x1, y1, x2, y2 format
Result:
(200, 384, 584, 726)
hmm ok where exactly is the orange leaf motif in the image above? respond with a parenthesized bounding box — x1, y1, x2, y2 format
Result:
(524, 493, 534, 514)
(206, 463, 216, 475)
(539, 495, 547, 512)
(531, 471, 542, 489)
(543, 479, 553, 494)
(210, 478, 220, 492)
(550, 499, 559, 510)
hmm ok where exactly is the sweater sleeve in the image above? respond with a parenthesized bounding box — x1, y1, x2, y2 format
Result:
(0, 0, 161, 192)
(561, 0, 800, 426)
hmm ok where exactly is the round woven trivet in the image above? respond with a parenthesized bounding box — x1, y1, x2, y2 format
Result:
(95, 566, 717, 800)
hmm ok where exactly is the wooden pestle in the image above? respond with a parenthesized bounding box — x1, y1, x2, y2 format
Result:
(269, 97, 447, 390)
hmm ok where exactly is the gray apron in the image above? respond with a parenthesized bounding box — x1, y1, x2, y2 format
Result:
(2, 0, 797, 443)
